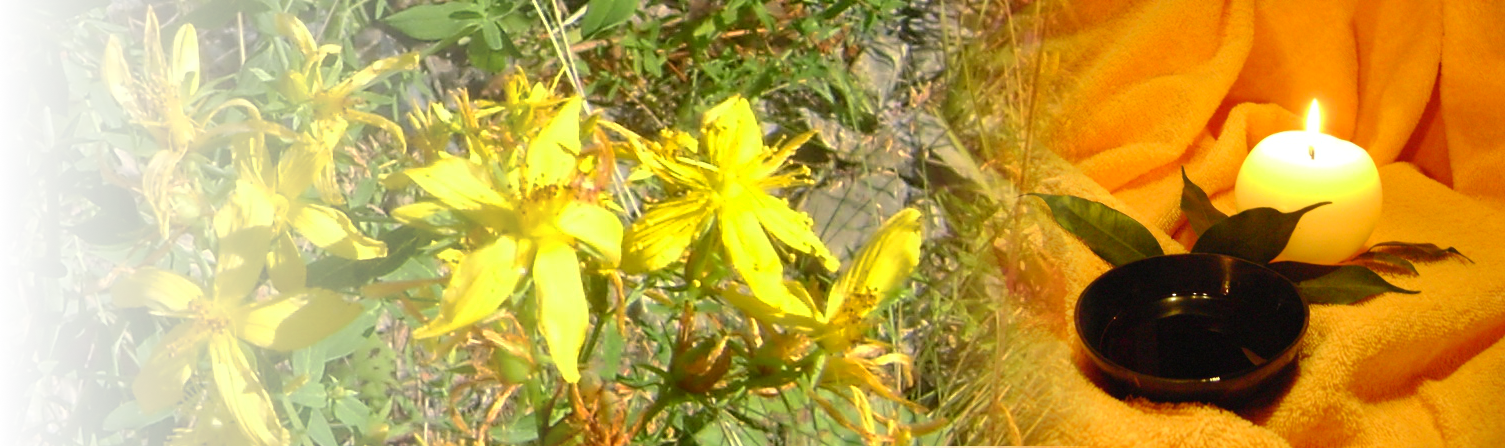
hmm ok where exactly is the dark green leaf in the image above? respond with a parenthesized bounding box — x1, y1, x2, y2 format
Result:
(1026, 193, 1164, 267)
(101, 401, 172, 431)
(1344, 252, 1419, 276)
(482, 21, 504, 51)
(25, 37, 69, 114)
(0, 285, 23, 320)
(383, 3, 482, 40)
(15, 0, 107, 19)
(1179, 166, 1227, 237)
(306, 226, 434, 290)
(1191, 202, 1328, 264)
(466, 32, 509, 73)
(1368, 241, 1473, 264)
(580, 0, 639, 39)
(1269, 262, 1419, 305)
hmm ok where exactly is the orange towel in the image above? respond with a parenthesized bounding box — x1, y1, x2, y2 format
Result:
(994, 0, 1505, 446)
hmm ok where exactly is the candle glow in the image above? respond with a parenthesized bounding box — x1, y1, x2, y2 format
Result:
(1233, 100, 1383, 265)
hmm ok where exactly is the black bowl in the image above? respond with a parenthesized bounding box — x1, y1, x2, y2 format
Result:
(1075, 253, 1307, 405)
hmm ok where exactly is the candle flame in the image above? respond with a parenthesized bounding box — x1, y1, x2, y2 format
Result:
(1306, 99, 1322, 133)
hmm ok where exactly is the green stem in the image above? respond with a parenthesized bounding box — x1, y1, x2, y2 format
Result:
(628, 388, 680, 442)
(523, 371, 548, 443)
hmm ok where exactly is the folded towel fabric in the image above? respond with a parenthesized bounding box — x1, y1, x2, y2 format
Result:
(994, 0, 1505, 445)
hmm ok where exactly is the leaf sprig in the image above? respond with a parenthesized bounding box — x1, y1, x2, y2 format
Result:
(1029, 167, 1470, 305)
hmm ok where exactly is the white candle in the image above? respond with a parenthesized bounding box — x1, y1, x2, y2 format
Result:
(1234, 100, 1382, 265)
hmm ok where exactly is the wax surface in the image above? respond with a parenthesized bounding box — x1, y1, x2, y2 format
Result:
(1235, 130, 1382, 264)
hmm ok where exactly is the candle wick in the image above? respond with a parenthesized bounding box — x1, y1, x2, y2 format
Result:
(1309, 145, 1315, 160)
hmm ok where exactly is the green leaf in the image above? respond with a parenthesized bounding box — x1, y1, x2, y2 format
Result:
(335, 396, 371, 432)
(181, 0, 271, 30)
(383, 3, 482, 40)
(319, 302, 380, 362)
(1268, 262, 1419, 305)
(306, 409, 337, 446)
(25, 37, 69, 114)
(306, 226, 433, 290)
(466, 33, 509, 73)
(0, 285, 24, 320)
(580, 0, 639, 39)
(1026, 193, 1163, 267)
(481, 21, 505, 51)
(1344, 252, 1419, 276)
(1179, 166, 1227, 237)
(1368, 241, 1474, 264)
(1191, 202, 1328, 264)
(101, 401, 173, 431)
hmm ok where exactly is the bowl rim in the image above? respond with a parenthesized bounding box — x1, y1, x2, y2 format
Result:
(1074, 253, 1310, 387)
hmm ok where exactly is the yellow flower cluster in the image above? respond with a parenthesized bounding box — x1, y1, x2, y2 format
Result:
(107, 12, 929, 438)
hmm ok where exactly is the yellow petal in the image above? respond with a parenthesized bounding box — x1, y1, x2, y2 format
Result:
(751, 131, 814, 180)
(266, 233, 307, 294)
(622, 194, 713, 273)
(826, 208, 922, 321)
(170, 23, 200, 96)
(134, 321, 208, 413)
(231, 136, 273, 191)
(288, 200, 388, 260)
(533, 240, 588, 383)
(395, 156, 508, 213)
(719, 208, 823, 325)
(523, 98, 583, 189)
(101, 36, 140, 117)
(412, 237, 527, 338)
(165, 391, 259, 446)
(324, 52, 421, 100)
(275, 13, 318, 59)
(749, 192, 839, 272)
(718, 282, 822, 332)
(274, 141, 321, 198)
(556, 201, 623, 267)
(208, 335, 290, 445)
(112, 267, 203, 313)
(213, 181, 277, 302)
(720, 207, 783, 283)
(391, 201, 462, 235)
(143, 6, 166, 81)
(233, 288, 361, 351)
(347, 109, 409, 153)
(143, 145, 186, 239)
(701, 96, 763, 170)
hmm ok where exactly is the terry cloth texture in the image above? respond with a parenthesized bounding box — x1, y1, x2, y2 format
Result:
(1004, 0, 1505, 446)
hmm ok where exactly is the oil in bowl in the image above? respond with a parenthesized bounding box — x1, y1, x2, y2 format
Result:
(1100, 293, 1268, 380)
(1075, 254, 1308, 405)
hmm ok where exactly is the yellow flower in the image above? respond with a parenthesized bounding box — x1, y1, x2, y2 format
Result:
(274, 13, 420, 205)
(111, 181, 363, 445)
(731, 208, 925, 413)
(102, 7, 272, 238)
(722, 208, 923, 350)
(232, 133, 388, 293)
(621, 96, 839, 322)
(390, 98, 622, 383)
